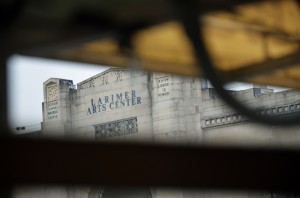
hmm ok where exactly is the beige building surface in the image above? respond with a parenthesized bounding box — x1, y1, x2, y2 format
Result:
(42, 68, 300, 146)
(14, 68, 300, 198)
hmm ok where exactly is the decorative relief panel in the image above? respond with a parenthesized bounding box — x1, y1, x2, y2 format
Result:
(47, 85, 58, 101)
(78, 70, 147, 90)
(46, 84, 59, 121)
(95, 117, 138, 139)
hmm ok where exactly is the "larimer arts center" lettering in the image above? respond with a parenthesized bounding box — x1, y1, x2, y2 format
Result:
(87, 90, 142, 115)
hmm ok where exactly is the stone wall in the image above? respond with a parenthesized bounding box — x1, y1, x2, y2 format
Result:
(36, 68, 300, 198)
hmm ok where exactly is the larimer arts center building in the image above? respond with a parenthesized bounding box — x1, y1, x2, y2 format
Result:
(42, 68, 300, 145)
(27, 67, 300, 198)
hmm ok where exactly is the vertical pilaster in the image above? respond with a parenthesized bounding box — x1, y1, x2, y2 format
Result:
(41, 78, 74, 137)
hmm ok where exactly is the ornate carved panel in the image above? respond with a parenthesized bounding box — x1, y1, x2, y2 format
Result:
(78, 69, 147, 90)
(95, 117, 138, 139)
(46, 84, 60, 121)
(47, 85, 58, 101)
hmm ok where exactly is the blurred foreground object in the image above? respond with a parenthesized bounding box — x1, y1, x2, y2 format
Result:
(2, 0, 300, 195)
(2, 0, 300, 126)
(2, 0, 299, 88)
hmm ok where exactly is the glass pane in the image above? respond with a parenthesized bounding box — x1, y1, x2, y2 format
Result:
(4, 0, 300, 197)
(7, 39, 300, 198)
(7, 55, 300, 146)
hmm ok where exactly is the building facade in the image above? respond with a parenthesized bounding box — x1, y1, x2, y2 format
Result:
(15, 68, 300, 198)
(42, 68, 300, 146)
(42, 68, 203, 143)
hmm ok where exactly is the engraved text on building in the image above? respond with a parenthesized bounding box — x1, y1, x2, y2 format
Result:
(157, 76, 169, 97)
(48, 101, 59, 120)
(87, 90, 142, 115)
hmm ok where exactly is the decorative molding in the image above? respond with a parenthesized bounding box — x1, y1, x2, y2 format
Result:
(45, 81, 57, 86)
(202, 113, 247, 129)
(95, 117, 138, 139)
(202, 102, 300, 128)
(78, 69, 147, 90)
(259, 103, 300, 116)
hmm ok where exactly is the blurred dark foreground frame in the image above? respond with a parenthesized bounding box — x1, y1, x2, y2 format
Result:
(1, 0, 300, 196)
(1, 136, 300, 194)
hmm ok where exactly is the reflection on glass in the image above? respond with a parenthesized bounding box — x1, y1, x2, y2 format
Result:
(8, 56, 300, 198)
